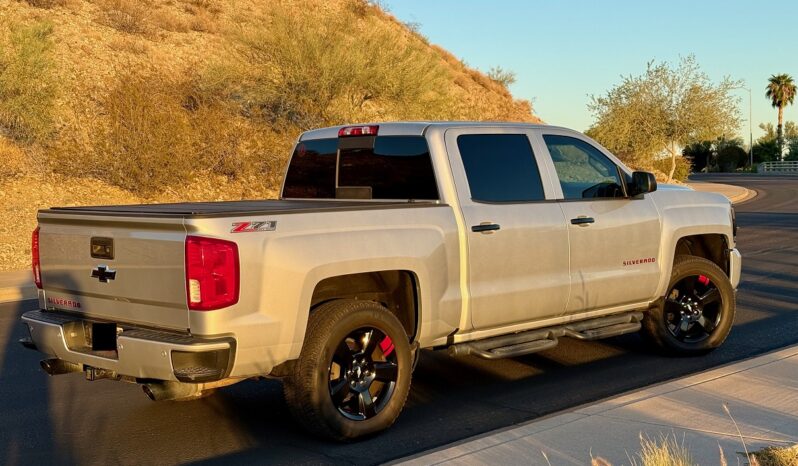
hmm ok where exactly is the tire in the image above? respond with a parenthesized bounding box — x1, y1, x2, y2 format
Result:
(283, 300, 412, 441)
(642, 255, 735, 355)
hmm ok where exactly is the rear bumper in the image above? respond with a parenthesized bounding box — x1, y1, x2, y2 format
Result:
(729, 247, 742, 290)
(21, 310, 235, 382)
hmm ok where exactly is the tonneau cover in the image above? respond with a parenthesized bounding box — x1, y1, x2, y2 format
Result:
(43, 199, 435, 218)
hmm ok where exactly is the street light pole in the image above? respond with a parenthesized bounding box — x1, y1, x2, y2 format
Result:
(733, 86, 754, 169)
(746, 87, 753, 168)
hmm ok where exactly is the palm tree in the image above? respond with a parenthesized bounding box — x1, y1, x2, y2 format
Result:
(766, 74, 796, 160)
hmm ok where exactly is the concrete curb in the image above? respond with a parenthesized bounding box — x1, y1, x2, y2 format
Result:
(0, 271, 37, 304)
(686, 181, 757, 205)
(730, 187, 757, 204)
(0, 285, 36, 304)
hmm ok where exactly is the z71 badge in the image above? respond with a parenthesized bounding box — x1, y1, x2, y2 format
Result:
(231, 221, 277, 233)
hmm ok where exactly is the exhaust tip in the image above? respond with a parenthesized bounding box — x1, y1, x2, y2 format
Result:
(142, 384, 157, 401)
(40, 359, 82, 376)
(40, 359, 54, 375)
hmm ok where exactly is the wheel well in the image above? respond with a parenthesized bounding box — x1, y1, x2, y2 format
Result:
(310, 271, 419, 340)
(675, 234, 729, 274)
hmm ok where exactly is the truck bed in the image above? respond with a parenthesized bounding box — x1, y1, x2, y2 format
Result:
(44, 199, 439, 218)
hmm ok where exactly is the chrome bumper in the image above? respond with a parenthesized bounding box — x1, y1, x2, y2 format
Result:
(21, 310, 234, 382)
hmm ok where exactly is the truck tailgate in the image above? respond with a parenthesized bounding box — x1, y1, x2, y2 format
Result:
(37, 212, 188, 330)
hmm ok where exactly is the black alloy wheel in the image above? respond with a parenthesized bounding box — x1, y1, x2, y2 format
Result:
(284, 299, 412, 440)
(663, 273, 723, 343)
(328, 327, 399, 420)
(641, 255, 735, 355)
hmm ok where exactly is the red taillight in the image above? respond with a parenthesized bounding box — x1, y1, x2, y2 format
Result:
(32, 226, 42, 289)
(338, 125, 379, 137)
(185, 236, 239, 311)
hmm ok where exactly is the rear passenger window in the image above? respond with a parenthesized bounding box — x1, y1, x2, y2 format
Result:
(543, 135, 625, 200)
(457, 134, 545, 202)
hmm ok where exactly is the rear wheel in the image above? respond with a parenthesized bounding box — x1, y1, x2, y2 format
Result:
(642, 255, 735, 355)
(284, 300, 412, 440)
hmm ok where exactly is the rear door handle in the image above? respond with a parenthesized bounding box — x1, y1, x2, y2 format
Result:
(570, 216, 595, 226)
(471, 223, 501, 233)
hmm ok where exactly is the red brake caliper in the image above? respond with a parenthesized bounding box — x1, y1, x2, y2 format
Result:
(379, 336, 395, 357)
(698, 275, 711, 286)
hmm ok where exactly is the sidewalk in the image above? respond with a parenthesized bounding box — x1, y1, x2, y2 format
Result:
(0, 270, 36, 303)
(687, 181, 756, 204)
(397, 345, 798, 465)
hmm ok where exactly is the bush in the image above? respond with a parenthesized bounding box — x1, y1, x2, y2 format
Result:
(716, 145, 747, 171)
(221, 6, 456, 129)
(0, 21, 57, 143)
(487, 66, 517, 88)
(23, 0, 68, 8)
(652, 155, 692, 182)
(100, 0, 152, 35)
(54, 72, 285, 195)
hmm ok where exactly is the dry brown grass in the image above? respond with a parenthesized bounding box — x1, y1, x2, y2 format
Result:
(750, 445, 798, 466)
(22, 0, 69, 8)
(107, 36, 150, 54)
(0, 21, 57, 144)
(99, 0, 152, 34)
(51, 71, 285, 196)
(150, 8, 190, 32)
(0, 0, 541, 270)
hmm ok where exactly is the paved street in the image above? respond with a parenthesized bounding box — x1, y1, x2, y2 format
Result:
(1, 175, 796, 465)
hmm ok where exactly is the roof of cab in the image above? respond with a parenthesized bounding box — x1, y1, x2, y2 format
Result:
(298, 121, 565, 140)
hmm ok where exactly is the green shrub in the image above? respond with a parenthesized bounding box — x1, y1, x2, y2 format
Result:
(716, 145, 747, 171)
(218, 6, 456, 129)
(652, 155, 692, 182)
(0, 21, 57, 143)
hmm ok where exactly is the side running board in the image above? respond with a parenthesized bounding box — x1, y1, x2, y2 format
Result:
(448, 312, 644, 360)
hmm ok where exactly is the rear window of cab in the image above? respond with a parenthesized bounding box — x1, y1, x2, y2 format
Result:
(282, 136, 439, 200)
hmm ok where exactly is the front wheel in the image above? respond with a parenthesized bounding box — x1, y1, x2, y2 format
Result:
(642, 255, 736, 355)
(283, 300, 412, 441)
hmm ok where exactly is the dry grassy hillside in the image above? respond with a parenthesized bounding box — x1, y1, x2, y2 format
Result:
(0, 0, 540, 270)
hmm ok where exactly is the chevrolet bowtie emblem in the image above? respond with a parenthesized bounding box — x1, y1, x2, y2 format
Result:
(91, 265, 117, 283)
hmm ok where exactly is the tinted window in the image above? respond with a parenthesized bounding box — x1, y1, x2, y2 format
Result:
(282, 136, 438, 200)
(543, 135, 625, 200)
(338, 136, 438, 200)
(283, 138, 337, 198)
(457, 134, 545, 202)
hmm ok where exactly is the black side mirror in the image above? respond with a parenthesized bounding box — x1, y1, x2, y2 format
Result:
(629, 171, 657, 196)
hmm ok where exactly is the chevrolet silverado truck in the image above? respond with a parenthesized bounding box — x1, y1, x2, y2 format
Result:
(21, 122, 741, 440)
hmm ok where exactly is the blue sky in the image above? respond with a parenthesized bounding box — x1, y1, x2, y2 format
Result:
(386, 0, 797, 142)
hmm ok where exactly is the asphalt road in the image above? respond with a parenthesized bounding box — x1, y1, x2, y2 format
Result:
(1, 174, 796, 465)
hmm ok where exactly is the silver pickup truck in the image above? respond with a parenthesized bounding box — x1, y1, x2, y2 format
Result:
(21, 122, 740, 440)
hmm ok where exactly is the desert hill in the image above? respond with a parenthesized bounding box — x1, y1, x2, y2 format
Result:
(0, 0, 540, 270)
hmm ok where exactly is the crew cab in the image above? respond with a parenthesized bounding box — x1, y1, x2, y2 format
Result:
(21, 122, 741, 440)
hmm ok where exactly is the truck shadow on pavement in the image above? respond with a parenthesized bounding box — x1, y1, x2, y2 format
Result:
(0, 300, 63, 466)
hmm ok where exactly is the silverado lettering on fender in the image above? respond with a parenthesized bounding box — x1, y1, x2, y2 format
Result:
(21, 122, 741, 440)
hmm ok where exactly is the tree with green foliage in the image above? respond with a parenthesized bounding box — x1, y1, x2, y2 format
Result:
(682, 141, 713, 172)
(587, 56, 741, 182)
(765, 74, 796, 160)
(754, 121, 797, 163)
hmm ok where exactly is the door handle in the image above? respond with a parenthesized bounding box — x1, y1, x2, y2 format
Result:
(570, 216, 595, 226)
(471, 223, 501, 233)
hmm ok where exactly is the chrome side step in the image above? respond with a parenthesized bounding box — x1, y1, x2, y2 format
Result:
(448, 312, 644, 360)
